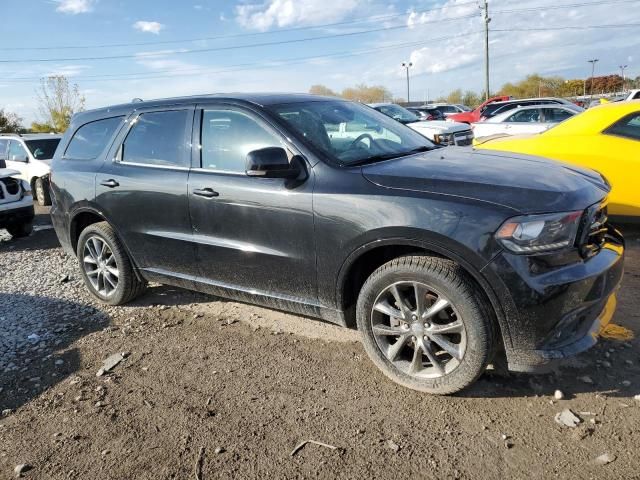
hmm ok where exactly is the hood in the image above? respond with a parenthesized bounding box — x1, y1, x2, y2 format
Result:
(361, 148, 609, 214)
(0, 168, 21, 179)
(408, 120, 470, 133)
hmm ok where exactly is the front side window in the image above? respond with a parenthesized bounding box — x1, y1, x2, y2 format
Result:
(268, 100, 435, 166)
(8, 140, 28, 161)
(375, 105, 419, 124)
(543, 108, 573, 123)
(506, 109, 541, 123)
(201, 109, 285, 173)
(604, 112, 640, 141)
(66, 116, 123, 160)
(25, 138, 61, 160)
(121, 110, 189, 168)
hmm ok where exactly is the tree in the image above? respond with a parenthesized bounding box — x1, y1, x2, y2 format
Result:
(340, 84, 392, 103)
(0, 109, 23, 133)
(36, 75, 85, 133)
(30, 121, 56, 133)
(309, 85, 338, 97)
(446, 89, 463, 105)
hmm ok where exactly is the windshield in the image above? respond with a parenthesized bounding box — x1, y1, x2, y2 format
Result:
(456, 104, 472, 112)
(25, 139, 60, 160)
(373, 104, 420, 124)
(268, 100, 435, 166)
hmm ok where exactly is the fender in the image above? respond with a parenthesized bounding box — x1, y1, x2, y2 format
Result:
(335, 232, 515, 350)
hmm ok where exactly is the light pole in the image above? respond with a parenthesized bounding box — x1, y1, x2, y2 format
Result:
(402, 61, 413, 103)
(587, 58, 599, 104)
(619, 64, 628, 93)
(481, 0, 491, 101)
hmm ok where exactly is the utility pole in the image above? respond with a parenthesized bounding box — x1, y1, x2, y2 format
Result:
(402, 61, 413, 103)
(619, 64, 628, 94)
(482, 0, 491, 101)
(587, 58, 598, 104)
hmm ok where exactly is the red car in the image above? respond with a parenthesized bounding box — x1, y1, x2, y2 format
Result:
(448, 95, 511, 124)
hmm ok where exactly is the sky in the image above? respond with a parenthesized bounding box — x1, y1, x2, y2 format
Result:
(1, 0, 639, 125)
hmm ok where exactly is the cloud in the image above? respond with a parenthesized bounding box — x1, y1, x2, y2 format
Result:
(55, 0, 95, 14)
(235, 0, 363, 31)
(133, 21, 165, 34)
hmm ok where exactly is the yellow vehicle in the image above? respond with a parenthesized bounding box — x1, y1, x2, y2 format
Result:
(475, 101, 640, 218)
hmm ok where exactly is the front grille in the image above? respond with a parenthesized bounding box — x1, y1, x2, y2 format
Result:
(578, 202, 609, 258)
(453, 130, 474, 146)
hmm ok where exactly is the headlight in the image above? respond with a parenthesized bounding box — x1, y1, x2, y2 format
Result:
(434, 133, 455, 145)
(495, 211, 583, 254)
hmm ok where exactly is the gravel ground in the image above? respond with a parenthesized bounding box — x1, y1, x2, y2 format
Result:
(0, 205, 639, 479)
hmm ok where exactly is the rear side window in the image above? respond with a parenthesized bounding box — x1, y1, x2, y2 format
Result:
(65, 116, 123, 160)
(0, 139, 7, 160)
(121, 110, 189, 168)
(543, 108, 573, 123)
(506, 109, 541, 123)
(604, 112, 640, 141)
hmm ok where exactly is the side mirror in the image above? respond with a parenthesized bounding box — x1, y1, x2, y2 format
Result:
(11, 154, 28, 163)
(245, 147, 301, 179)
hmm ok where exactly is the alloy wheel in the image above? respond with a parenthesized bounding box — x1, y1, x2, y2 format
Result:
(82, 235, 119, 297)
(370, 281, 467, 378)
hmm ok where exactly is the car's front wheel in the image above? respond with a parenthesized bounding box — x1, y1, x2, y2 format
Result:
(77, 221, 147, 305)
(356, 256, 494, 395)
(34, 177, 51, 206)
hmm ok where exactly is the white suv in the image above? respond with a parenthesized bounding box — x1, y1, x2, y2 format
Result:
(0, 133, 62, 206)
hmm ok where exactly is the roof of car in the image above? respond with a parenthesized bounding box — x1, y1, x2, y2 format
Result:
(488, 97, 569, 106)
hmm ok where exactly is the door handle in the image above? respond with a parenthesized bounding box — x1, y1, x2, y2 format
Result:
(100, 179, 119, 188)
(193, 187, 219, 198)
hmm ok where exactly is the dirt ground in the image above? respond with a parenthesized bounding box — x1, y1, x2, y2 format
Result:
(0, 206, 639, 479)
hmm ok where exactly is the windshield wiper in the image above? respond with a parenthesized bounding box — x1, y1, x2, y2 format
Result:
(346, 146, 433, 167)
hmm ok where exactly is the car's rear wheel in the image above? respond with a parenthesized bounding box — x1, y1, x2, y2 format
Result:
(6, 221, 33, 238)
(35, 177, 51, 207)
(356, 256, 494, 395)
(77, 221, 146, 305)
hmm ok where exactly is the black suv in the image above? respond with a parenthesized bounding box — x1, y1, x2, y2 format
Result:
(51, 94, 624, 394)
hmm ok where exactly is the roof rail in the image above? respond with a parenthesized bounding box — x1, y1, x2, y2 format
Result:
(0, 133, 22, 138)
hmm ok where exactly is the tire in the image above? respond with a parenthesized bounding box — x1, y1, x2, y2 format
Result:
(7, 221, 33, 238)
(35, 177, 51, 207)
(356, 256, 494, 395)
(77, 221, 147, 305)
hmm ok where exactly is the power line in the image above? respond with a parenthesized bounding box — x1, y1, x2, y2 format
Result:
(1, 1, 480, 51)
(493, 0, 640, 14)
(0, 32, 484, 84)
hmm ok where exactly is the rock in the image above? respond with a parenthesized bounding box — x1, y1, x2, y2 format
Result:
(386, 440, 400, 452)
(578, 376, 594, 384)
(501, 434, 508, 441)
(634, 394, 640, 401)
(554, 390, 565, 400)
(554, 409, 582, 428)
(2, 408, 13, 417)
(621, 380, 631, 387)
(625, 360, 633, 366)
(96, 352, 127, 376)
(27, 334, 40, 342)
(59, 274, 70, 283)
(14, 464, 32, 477)
(214, 447, 225, 454)
(593, 453, 616, 466)
(55, 359, 64, 366)
(601, 360, 612, 368)
(101, 449, 111, 456)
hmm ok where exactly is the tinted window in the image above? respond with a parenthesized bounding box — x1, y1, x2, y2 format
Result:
(201, 109, 284, 173)
(604, 112, 640, 141)
(506, 109, 541, 123)
(543, 108, 573, 123)
(66, 116, 123, 160)
(25, 139, 61, 159)
(122, 110, 189, 168)
(8, 140, 28, 161)
(0, 139, 7, 160)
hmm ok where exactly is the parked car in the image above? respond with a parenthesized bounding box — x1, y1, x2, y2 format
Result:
(369, 103, 473, 146)
(448, 95, 511, 124)
(624, 89, 640, 101)
(427, 103, 472, 117)
(476, 98, 583, 122)
(475, 101, 640, 219)
(406, 106, 446, 121)
(51, 94, 623, 394)
(0, 133, 62, 206)
(471, 104, 580, 139)
(0, 162, 34, 238)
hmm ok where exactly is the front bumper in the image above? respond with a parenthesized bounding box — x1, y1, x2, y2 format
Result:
(0, 200, 34, 227)
(484, 228, 625, 372)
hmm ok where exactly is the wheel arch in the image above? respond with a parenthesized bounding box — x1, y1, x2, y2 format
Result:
(336, 236, 513, 352)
